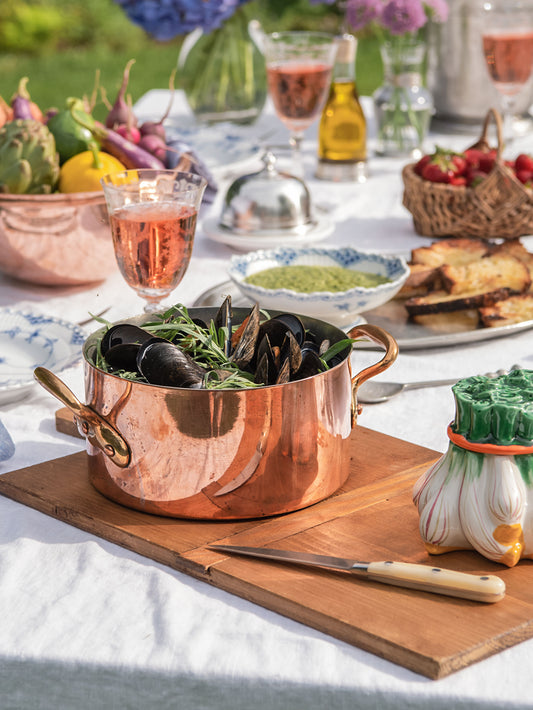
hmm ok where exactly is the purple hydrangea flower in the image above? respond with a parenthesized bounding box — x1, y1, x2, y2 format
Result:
(345, 0, 384, 32)
(113, 0, 250, 39)
(381, 0, 428, 35)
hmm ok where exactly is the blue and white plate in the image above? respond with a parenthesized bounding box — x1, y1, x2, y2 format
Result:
(0, 309, 85, 405)
(165, 121, 262, 176)
(228, 247, 410, 327)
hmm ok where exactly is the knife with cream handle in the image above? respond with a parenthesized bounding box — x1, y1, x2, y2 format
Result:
(209, 545, 506, 603)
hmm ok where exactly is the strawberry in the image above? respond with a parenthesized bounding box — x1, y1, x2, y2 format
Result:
(515, 153, 533, 173)
(516, 169, 533, 185)
(414, 154, 432, 176)
(420, 148, 467, 184)
(450, 175, 467, 186)
(464, 147, 496, 173)
(465, 168, 487, 187)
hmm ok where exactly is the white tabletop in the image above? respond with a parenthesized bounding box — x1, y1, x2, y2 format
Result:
(1, 90, 533, 709)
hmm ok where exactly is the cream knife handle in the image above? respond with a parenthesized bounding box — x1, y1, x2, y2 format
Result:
(361, 561, 506, 603)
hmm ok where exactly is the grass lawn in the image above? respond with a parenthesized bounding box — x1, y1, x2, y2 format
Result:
(0, 38, 382, 124)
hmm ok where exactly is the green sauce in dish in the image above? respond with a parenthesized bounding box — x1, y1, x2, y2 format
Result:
(244, 265, 391, 293)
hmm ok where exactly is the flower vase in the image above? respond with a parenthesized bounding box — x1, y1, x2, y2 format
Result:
(372, 36, 433, 158)
(178, 9, 267, 125)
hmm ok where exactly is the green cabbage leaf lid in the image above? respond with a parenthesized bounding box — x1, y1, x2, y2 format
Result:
(452, 369, 533, 446)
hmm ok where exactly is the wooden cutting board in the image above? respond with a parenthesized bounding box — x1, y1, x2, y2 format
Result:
(2, 413, 533, 680)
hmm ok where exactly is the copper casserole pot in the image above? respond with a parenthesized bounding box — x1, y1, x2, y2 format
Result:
(35, 308, 398, 520)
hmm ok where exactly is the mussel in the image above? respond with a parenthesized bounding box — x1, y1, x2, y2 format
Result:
(96, 296, 342, 389)
(137, 340, 206, 388)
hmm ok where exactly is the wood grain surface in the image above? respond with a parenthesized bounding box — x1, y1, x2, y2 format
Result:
(1, 419, 532, 679)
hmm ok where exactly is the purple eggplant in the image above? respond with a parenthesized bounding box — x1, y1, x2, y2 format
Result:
(11, 77, 40, 121)
(96, 122, 166, 170)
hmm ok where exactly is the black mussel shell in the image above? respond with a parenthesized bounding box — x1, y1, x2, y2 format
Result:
(100, 323, 153, 356)
(230, 304, 260, 369)
(104, 343, 142, 372)
(292, 349, 326, 381)
(137, 339, 205, 388)
(279, 330, 302, 374)
(214, 295, 232, 357)
(270, 313, 305, 345)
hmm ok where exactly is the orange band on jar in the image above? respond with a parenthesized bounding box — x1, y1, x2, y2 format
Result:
(447, 424, 533, 455)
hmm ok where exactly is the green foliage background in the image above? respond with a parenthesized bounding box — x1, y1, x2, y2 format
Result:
(0, 0, 381, 122)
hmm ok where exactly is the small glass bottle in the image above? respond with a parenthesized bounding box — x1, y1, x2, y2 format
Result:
(316, 34, 367, 182)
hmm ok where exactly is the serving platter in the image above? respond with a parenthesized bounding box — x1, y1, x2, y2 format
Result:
(193, 280, 533, 350)
(0, 309, 85, 405)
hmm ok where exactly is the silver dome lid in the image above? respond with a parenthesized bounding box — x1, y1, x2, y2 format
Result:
(219, 152, 315, 236)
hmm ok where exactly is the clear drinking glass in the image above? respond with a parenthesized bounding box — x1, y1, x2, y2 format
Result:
(264, 31, 337, 174)
(101, 170, 207, 313)
(481, 0, 533, 148)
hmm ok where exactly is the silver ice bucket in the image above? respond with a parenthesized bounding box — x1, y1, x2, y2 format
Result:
(427, 0, 533, 125)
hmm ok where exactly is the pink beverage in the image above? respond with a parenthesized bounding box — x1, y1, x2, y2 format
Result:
(483, 31, 533, 93)
(110, 202, 198, 296)
(267, 62, 332, 132)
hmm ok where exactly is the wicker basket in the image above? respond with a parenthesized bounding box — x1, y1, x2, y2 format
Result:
(402, 108, 533, 240)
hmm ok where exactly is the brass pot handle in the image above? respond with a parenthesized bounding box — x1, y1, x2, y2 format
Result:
(347, 323, 399, 426)
(33, 367, 131, 468)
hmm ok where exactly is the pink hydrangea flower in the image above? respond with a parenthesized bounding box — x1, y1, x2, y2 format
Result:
(381, 0, 428, 35)
(345, 0, 384, 32)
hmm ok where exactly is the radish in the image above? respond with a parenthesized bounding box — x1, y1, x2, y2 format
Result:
(69, 101, 165, 169)
(116, 123, 141, 144)
(139, 69, 176, 143)
(139, 133, 168, 163)
(105, 59, 138, 130)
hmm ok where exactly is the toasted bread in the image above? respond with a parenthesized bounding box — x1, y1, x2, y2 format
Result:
(479, 293, 533, 327)
(395, 262, 441, 299)
(411, 309, 480, 333)
(440, 253, 531, 295)
(490, 239, 533, 291)
(410, 238, 490, 268)
(405, 287, 514, 315)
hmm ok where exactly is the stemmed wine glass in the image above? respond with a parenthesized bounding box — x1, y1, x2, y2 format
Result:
(481, 0, 533, 149)
(263, 31, 337, 175)
(101, 170, 207, 313)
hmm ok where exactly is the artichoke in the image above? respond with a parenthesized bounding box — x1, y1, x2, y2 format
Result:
(0, 119, 60, 194)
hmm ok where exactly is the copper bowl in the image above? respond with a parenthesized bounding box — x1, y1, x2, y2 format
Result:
(35, 307, 398, 520)
(0, 191, 116, 286)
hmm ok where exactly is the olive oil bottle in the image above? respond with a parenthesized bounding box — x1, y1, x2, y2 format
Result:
(316, 34, 367, 182)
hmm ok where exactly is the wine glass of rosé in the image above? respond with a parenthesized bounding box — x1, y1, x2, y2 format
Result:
(481, 0, 533, 148)
(101, 170, 207, 313)
(264, 31, 337, 174)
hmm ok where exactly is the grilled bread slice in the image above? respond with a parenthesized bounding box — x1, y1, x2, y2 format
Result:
(411, 309, 480, 333)
(411, 238, 490, 268)
(490, 239, 533, 291)
(405, 287, 515, 315)
(395, 262, 442, 299)
(479, 293, 533, 327)
(440, 253, 531, 295)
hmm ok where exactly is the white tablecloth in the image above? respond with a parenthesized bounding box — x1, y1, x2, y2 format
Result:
(1, 90, 533, 709)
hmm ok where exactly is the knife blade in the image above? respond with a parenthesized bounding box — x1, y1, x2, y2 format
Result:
(209, 544, 506, 603)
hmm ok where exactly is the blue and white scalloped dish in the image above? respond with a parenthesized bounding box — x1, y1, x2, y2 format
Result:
(228, 247, 409, 327)
(0, 309, 85, 405)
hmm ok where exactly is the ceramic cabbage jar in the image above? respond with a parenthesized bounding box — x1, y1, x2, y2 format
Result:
(413, 369, 533, 567)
